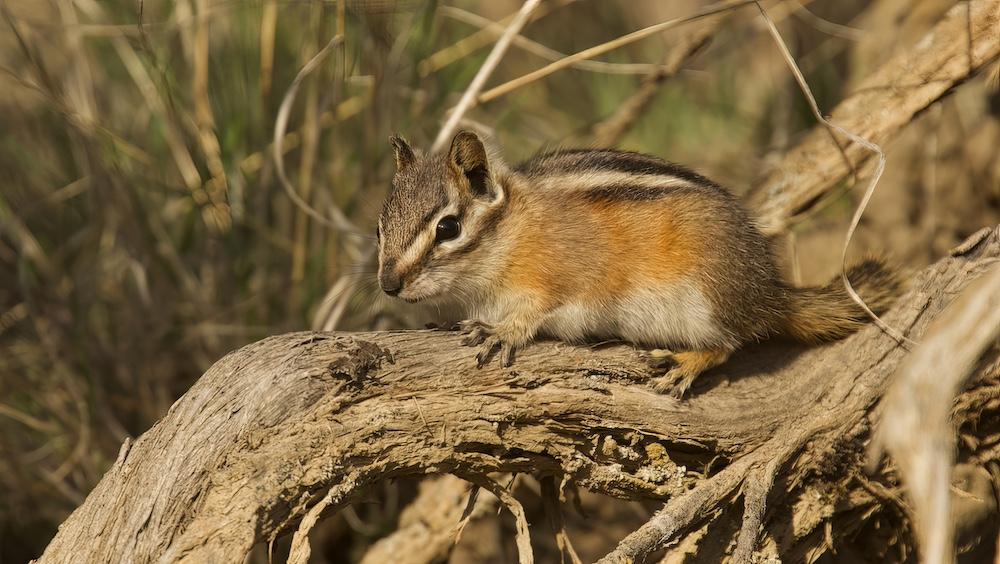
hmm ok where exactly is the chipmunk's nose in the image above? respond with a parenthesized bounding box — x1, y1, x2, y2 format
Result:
(379, 260, 403, 296)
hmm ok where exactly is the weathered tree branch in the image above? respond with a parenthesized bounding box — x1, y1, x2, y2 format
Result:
(873, 236, 1000, 564)
(36, 226, 1000, 563)
(750, 0, 1000, 234)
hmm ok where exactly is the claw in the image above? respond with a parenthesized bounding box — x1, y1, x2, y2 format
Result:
(500, 342, 516, 367)
(476, 336, 501, 367)
(460, 320, 493, 347)
(645, 350, 689, 397)
(461, 328, 489, 347)
(458, 319, 492, 333)
(646, 349, 729, 399)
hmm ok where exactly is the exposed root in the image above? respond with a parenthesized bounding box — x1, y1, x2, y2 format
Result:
(541, 476, 583, 564)
(460, 473, 535, 564)
(453, 483, 481, 544)
(731, 460, 780, 563)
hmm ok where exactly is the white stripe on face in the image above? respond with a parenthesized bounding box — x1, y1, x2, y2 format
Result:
(394, 204, 460, 276)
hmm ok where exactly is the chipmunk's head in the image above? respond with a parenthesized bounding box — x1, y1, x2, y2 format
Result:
(377, 131, 507, 303)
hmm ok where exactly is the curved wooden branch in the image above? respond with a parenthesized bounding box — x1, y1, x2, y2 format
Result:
(35, 226, 1000, 563)
(750, 0, 1000, 234)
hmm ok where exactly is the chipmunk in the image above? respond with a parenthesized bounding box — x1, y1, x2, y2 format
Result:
(376, 131, 900, 396)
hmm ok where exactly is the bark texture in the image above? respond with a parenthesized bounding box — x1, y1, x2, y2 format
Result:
(749, 0, 1000, 234)
(36, 226, 1000, 563)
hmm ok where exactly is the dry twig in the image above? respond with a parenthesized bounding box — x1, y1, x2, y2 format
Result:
(473, 0, 757, 108)
(431, 0, 545, 152)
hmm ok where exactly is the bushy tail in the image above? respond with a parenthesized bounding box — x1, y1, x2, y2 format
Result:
(782, 257, 903, 343)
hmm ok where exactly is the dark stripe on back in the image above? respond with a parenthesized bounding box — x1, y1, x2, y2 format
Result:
(578, 183, 707, 203)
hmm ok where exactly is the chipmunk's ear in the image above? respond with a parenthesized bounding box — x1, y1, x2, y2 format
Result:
(448, 130, 495, 199)
(389, 134, 415, 171)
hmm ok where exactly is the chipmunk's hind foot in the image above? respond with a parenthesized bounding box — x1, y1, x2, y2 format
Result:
(646, 348, 731, 398)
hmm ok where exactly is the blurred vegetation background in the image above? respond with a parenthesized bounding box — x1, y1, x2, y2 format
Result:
(1, 0, 997, 561)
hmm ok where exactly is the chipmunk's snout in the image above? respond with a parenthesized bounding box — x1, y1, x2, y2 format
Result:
(379, 259, 403, 296)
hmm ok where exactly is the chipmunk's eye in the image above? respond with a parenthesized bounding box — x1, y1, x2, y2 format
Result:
(435, 216, 460, 242)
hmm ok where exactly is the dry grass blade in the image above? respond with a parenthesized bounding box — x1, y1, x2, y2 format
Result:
(440, 6, 667, 76)
(431, 0, 544, 152)
(260, 0, 278, 100)
(872, 257, 1000, 564)
(290, 3, 326, 288)
(192, 0, 230, 232)
(418, 0, 580, 77)
(590, 13, 725, 146)
(110, 31, 202, 191)
(273, 33, 359, 234)
(473, 0, 756, 107)
(789, 0, 866, 40)
(753, 0, 914, 347)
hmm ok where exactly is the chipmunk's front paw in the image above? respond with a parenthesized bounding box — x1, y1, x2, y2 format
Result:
(459, 320, 518, 368)
(459, 319, 492, 345)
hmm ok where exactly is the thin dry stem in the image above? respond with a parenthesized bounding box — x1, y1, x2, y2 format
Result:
(418, 0, 581, 77)
(273, 34, 358, 234)
(290, 5, 325, 287)
(753, 0, 915, 348)
(192, 0, 230, 232)
(460, 474, 534, 564)
(440, 6, 668, 76)
(431, 0, 544, 152)
(453, 484, 481, 544)
(591, 13, 725, 146)
(286, 486, 343, 564)
(541, 476, 584, 564)
(260, 0, 278, 100)
(474, 0, 756, 107)
(731, 460, 780, 563)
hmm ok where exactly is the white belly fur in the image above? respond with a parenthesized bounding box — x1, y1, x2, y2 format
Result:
(540, 280, 726, 349)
